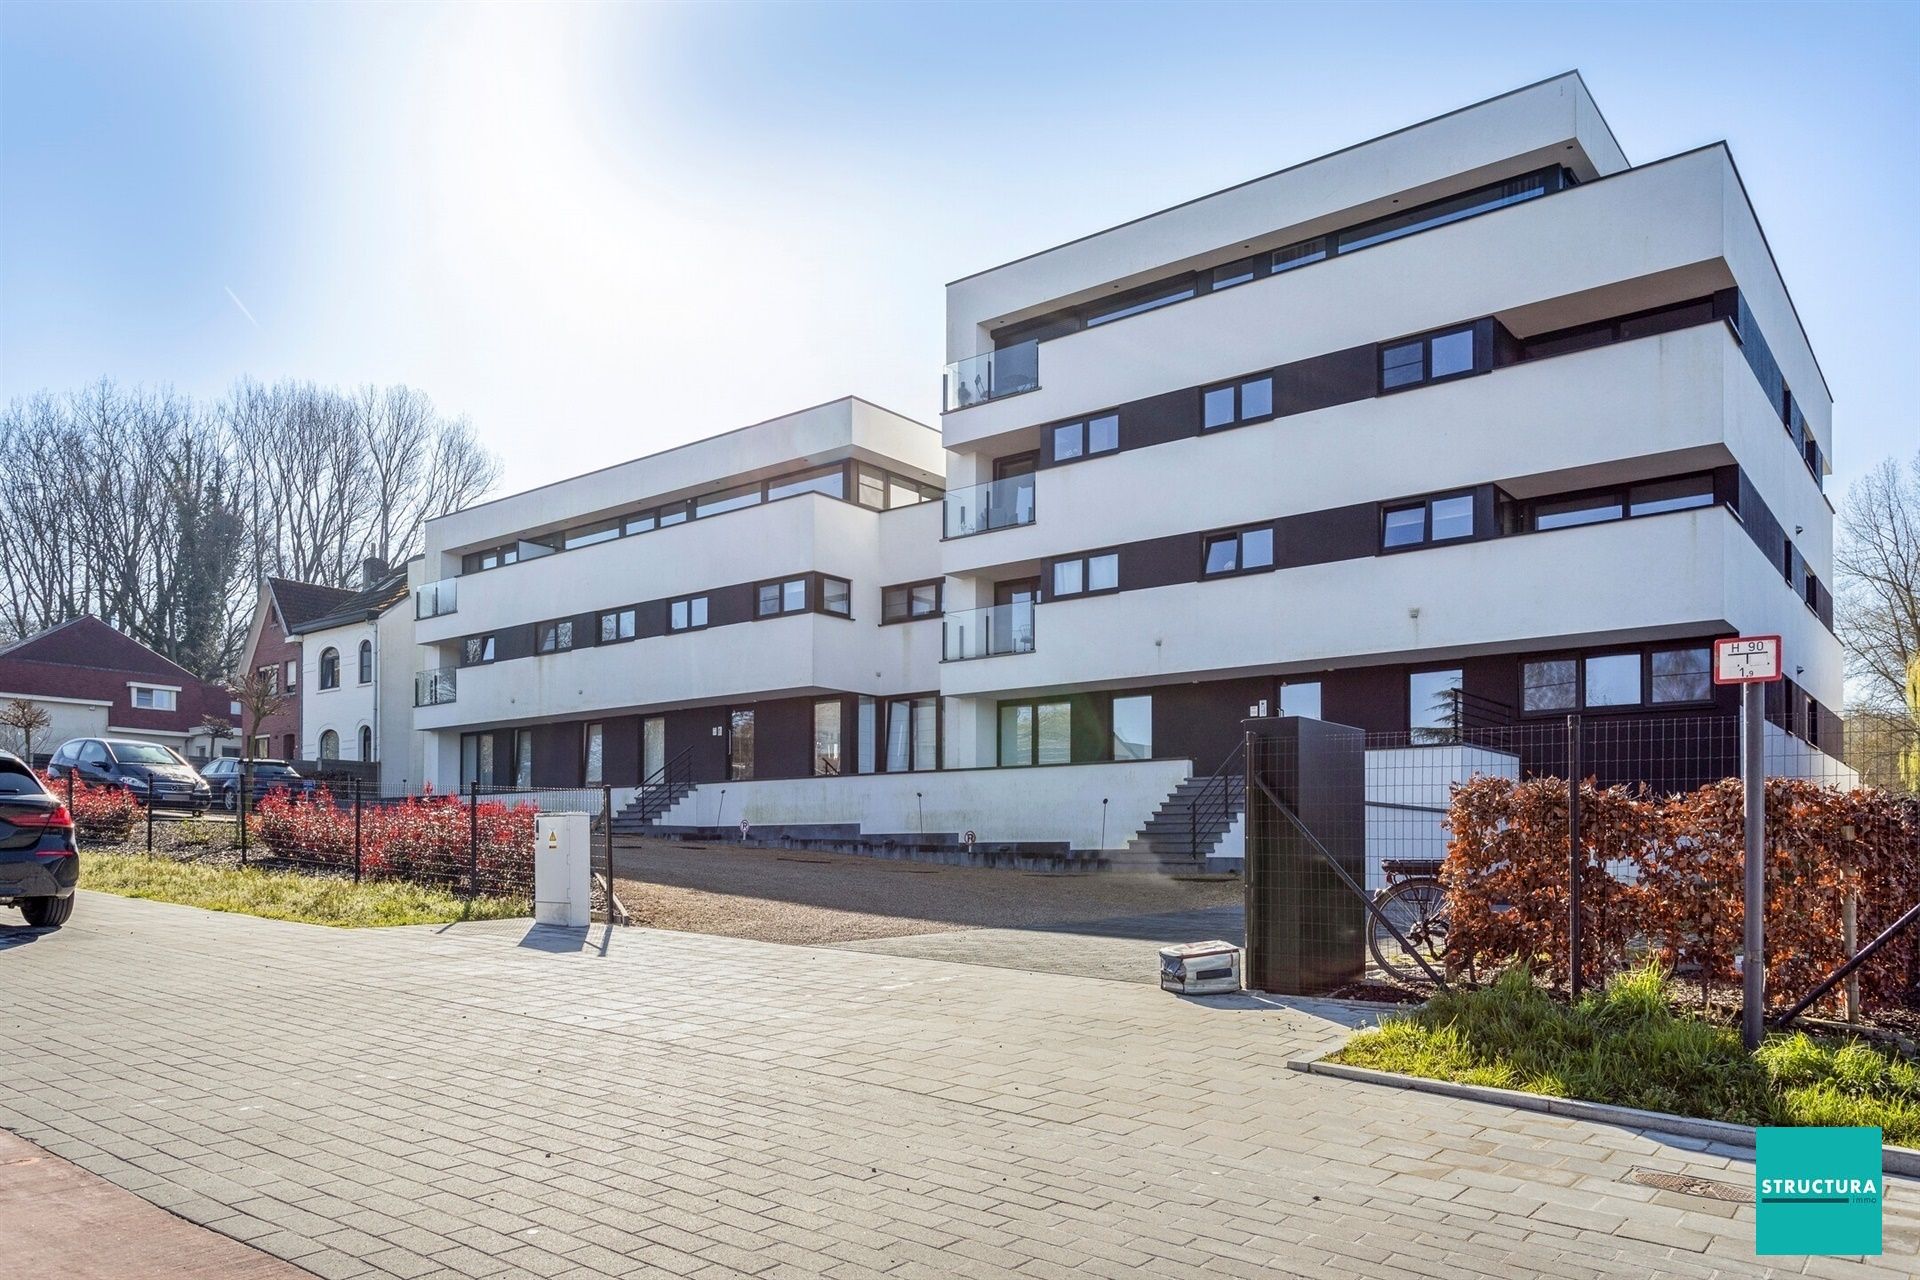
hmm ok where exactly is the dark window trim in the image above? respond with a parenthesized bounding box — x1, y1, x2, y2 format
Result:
(460, 635, 497, 667)
(597, 607, 637, 645)
(881, 579, 944, 625)
(1515, 642, 1718, 719)
(1200, 373, 1277, 433)
(535, 619, 575, 654)
(1200, 524, 1277, 579)
(1046, 549, 1122, 600)
(1045, 411, 1122, 465)
(1377, 322, 1487, 395)
(318, 647, 340, 690)
(668, 595, 710, 633)
(752, 572, 854, 621)
(1379, 490, 1476, 552)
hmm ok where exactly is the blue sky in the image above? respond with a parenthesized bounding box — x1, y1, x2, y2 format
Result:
(2, 1, 1914, 502)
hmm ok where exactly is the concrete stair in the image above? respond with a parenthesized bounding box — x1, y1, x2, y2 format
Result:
(609, 778, 701, 834)
(1111, 774, 1246, 872)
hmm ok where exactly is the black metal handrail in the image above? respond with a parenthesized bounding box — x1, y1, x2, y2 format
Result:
(1188, 739, 1247, 860)
(635, 747, 694, 823)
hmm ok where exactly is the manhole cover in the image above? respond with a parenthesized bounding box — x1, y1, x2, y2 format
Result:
(1629, 1168, 1753, 1202)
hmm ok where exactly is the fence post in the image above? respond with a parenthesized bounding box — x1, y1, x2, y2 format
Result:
(467, 780, 479, 899)
(1843, 890, 1859, 1024)
(353, 779, 363, 884)
(237, 769, 248, 868)
(1567, 713, 1583, 999)
(146, 788, 155, 853)
(602, 784, 613, 916)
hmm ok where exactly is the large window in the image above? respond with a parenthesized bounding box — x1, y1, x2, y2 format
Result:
(562, 519, 619, 550)
(1051, 551, 1118, 598)
(1522, 645, 1714, 714)
(1202, 375, 1275, 430)
(886, 697, 937, 772)
(695, 482, 762, 519)
(1651, 646, 1712, 704)
(766, 463, 846, 502)
(727, 709, 755, 780)
(1111, 695, 1152, 761)
(1085, 279, 1195, 327)
(1278, 680, 1321, 720)
(668, 596, 708, 632)
(599, 608, 636, 642)
(758, 577, 808, 618)
(756, 574, 851, 619)
(1382, 492, 1475, 549)
(1340, 170, 1554, 255)
(1409, 669, 1464, 742)
(1584, 653, 1642, 707)
(1379, 325, 1480, 392)
(1202, 525, 1275, 577)
(882, 580, 942, 624)
(1521, 658, 1578, 713)
(813, 699, 842, 776)
(318, 647, 340, 689)
(999, 699, 1071, 767)
(1530, 474, 1713, 532)
(1270, 237, 1327, 274)
(536, 620, 574, 653)
(1049, 413, 1120, 463)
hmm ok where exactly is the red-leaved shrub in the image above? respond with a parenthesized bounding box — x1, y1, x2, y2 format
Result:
(251, 790, 536, 895)
(40, 771, 138, 844)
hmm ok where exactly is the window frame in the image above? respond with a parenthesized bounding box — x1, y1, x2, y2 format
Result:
(318, 647, 340, 690)
(1377, 323, 1484, 394)
(536, 619, 575, 654)
(461, 634, 498, 666)
(1201, 373, 1277, 432)
(1201, 524, 1277, 578)
(357, 639, 373, 684)
(1048, 550, 1121, 600)
(668, 595, 709, 633)
(1520, 656, 1580, 715)
(881, 579, 943, 625)
(597, 607, 637, 644)
(1380, 491, 1477, 552)
(1047, 412, 1121, 464)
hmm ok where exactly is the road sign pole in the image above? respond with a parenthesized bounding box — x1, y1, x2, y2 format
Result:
(1742, 679, 1765, 1052)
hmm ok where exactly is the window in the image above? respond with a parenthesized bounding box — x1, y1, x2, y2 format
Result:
(821, 576, 851, 616)
(696, 482, 761, 519)
(622, 511, 656, 536)
(1651, 647, 1712, 704)
(1584, 653, 1642, 707)
(358, 725, 373, 761)
(886, 697, 938, 772)
(1379, 325, 1481, 392)
(1521, 659, 1578, 713)
(857, 696, 877, 774)
(1531, 474, 1713, 532)
(1085, 280, 1195, 327)
(1271, 237, 1327, 274)
(1278, 680, 1321, 719)
(999, 698, 1070, 766)
(256, 664, 277, 694)
(882, 581, 942, 623)
(1629, 475, 1715, 516)
(598, 608, 636, 642)
(758, 578, 807, 617)
(284, 660, 297, 692)
(766, 463, 846, 502)
(1049, 413, 1120, 462)
(1202, 526, 1275, 577)
(537, 620, 574, 653)
(318, 730, 338, 760)
(1202, 375, 1275, 430)
(319, 648, 340, 689)
(253, 735, 270, 759)
(669, 596, 708, 632)
(462, 635, 497, 665)
(562, 519, 619, 550)
(1051, 551, 1119, 598)
(357, 640, 373, 684)
(657, 500, 690, 528)
(1409, 669, 1464, 742)
(1535, 492, 1624, 531)
(583, 723, 603, 785)
(130, 685, 177, 711)
(514, 729, 533, 788)
(1381, 493, 1475, 549)
(856, 464, 887, 510)
(1339, 170, 1555, 255)
(1111, 695, 1152, 761)
(1209, 256, 1259, 289)
(813, 700, 842, 776)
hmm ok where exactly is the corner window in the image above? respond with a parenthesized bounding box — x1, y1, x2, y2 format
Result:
(537, 620, 574, 653)
(1049, 413, 1120, 463)
(882, 580, 942, 623)
(598, 608, 636, 642)
(462, 635, 496, 665)
(1381, 492, 1475, 549)
(1535, 492, 1624, 531)
(1050, 551, 1119, 598)
(766, 463, 847, 502)
(1583, 653, 1642, 707)
(1521, 659, 1578, 713)
(1202, 375, 1275, 430)
(696, 482, 761, 519)
(1202, 526, 1275, 576)
(1628, 475, 1713, 517)
(1378, 325, 1481, 392)
(820, 576, 851, 617)
(318, 648, 340, 689)
(669, 596, 709, 632)
(1650, 647, 1712, 704)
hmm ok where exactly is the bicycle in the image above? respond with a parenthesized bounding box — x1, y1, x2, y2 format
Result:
(1367, 857, 1449, 984)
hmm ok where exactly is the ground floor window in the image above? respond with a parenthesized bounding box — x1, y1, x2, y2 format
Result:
(1110, 694, 1152, 760)
(813, 699, 842, 776)
(358, 725, 373, 761)
(857, 697, 878, 774)
(584, 722, 603, 785)
(1278, 680, 1322, 720)
(460, 732, 494, 788)
(999, 699, 1070, 767)
(886, 697, 937, 772)
(1409, 669, 1464, 742)
(728, 708, 755, 780)
(513, 730, 533, 788)
(319, 729, 338, 760)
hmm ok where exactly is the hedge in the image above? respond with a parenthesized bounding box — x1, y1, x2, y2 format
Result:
(1444, 775, 1920, 1012)
(251, 790, 537, 896)
(40, 771, 138, 844)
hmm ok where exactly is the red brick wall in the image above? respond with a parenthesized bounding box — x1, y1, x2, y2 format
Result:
(247, 605, 302, 757)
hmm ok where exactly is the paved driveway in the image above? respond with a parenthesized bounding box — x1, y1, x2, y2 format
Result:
(2, 893, 1915, 1279)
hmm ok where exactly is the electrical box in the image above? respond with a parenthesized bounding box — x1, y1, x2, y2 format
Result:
(534, 812, 592, 928)
(1158, 940, 1242, 995)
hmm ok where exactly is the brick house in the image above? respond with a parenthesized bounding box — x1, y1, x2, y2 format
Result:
(0, 617, 235, 764)
(238, 578, 361, 761)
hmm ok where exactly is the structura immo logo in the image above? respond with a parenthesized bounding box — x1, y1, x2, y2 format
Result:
(1755, 1127, 1882, 1255)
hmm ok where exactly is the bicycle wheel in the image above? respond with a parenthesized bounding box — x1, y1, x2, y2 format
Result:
(1368, 877, 1449, 984)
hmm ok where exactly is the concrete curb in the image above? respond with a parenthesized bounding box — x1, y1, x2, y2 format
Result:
(1288, 1049, 1920, 1179)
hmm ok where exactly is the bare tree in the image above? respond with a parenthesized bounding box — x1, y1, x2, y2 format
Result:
(0, 699, 52, 763)
(1836, 451, 1920, 719)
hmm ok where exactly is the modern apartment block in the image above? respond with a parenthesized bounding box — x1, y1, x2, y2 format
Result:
(936, 71, 1838, 787)
(408, 73, 1841, 854)
(411, 398, 947, 801)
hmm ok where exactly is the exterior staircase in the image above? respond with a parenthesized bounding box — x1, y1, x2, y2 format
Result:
(609, 776, 700, 835)
(1109, 773, 1246, 872)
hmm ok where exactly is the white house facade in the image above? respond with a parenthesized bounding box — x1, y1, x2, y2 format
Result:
(293, 560, 420, 791)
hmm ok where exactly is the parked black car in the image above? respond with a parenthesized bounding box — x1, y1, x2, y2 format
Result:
(46, 738, 212, 813)
(0, 749, 78, 928)
(198, 757, 314, 811)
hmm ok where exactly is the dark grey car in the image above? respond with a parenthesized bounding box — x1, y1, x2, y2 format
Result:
(0, 751, 78, 928)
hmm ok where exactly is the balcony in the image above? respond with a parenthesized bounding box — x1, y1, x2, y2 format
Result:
(414, 667, 457, 707)
(416, 578, 457, 619)
(943, 340, 1038, 412)
(943, 473, 1036, 539)
(943, 603, 1036, 661)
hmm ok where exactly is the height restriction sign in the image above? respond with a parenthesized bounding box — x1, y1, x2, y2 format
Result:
(1713, 635, 1783, 685)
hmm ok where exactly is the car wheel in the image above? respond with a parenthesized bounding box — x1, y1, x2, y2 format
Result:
(20, 895, 73, 929)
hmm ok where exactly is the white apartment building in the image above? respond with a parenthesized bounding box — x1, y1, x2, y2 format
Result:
(406, 74, 1840, 853)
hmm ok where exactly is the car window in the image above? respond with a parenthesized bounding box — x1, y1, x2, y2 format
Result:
(111, 743, 184, 765)
(0, 760, 47, 796)
(79, 742, 110, 765)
